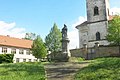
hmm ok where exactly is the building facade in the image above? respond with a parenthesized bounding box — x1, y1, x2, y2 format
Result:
(0, 35, 37, 63)
(76, 0, 113, 48)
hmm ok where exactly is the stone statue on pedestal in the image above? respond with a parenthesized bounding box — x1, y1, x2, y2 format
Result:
(50, 24, 71, 62)
(61, 24, 71, 61)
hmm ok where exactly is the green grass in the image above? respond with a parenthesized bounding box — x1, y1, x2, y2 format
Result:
(0, 62, 46, 80)
(75, 57, 120, 80)
(69, 57, 85, 62)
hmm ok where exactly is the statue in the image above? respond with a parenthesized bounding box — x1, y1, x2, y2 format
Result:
(49, 24, 71, 62)
(62, 24, 68, 39)
(61, 24, 71, 61)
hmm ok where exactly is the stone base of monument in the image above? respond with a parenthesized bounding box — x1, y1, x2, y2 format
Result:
(50, 51, 70, 62)
(59, 52, 70, 62)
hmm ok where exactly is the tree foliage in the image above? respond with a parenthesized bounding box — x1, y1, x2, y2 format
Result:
(0, 54, 14, 63)
(106, 15, 120, 45)
(24, 33, 36, 40)
(31, 35, 47, 59)
(45, 23, 62, 53)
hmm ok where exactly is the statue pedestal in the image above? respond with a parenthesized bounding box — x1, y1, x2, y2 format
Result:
(61, 38, 71, 61)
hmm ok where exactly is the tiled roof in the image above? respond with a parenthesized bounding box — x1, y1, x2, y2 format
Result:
(0, 35, 33, 49)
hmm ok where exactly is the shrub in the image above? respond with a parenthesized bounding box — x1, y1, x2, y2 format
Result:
(0, 54, 14, 63)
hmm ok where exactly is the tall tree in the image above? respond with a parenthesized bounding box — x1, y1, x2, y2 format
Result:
(106, 15, 120, 54)
(32, 35, 47, 59)
(24, 33, 36, 40)
(45, 23, 62, 53)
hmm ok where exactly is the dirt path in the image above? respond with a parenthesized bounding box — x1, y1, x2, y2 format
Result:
(44, 61, 90, 80)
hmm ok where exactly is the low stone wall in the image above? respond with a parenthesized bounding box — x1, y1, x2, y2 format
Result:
(70, 48, 85, 58)
(70, 46, 119, 59)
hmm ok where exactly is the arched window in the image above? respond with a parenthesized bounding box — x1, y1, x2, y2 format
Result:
(96, 32, 100, 40)
(94, 6, 99, 15)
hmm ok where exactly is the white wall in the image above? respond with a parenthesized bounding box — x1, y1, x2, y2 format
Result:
(88, 21, 108, 47)
(77, 21, 109, 48)
(88, 21, 107, 41)
(78, 25, 89, 48)
(0, 46, 37, 63)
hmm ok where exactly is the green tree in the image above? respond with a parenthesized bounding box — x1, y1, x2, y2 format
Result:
(32, 35, 47, 59)
(45, 23, 62, 53)
(106, 15, 120, 54)
(24, 33, 36, 40)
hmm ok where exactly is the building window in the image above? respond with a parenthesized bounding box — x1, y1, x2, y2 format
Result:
(29, 59, 31, 62)
(11, 48, 16, 54)
(96, 32, 101, 40)
(94, 6, 99, 15)
(2, 47, 7, 53)
(19, 49, 24, 54)
(26, 50, 30, 55)
(16, 58, 19, 63)
(23, 59, 26, 62)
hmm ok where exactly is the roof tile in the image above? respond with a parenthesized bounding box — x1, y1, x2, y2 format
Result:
(0, 35, 33, 49)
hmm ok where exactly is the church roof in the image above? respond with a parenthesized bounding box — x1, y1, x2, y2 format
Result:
(76, 15, 114, 29)
(0, 35, 33, 49)
(76, 21, 87, 29)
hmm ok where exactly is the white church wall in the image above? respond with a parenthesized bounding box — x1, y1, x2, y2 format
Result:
(78, 25, 89, 48)
(88, 40, 109, 48)
(88, 21, 108, 41)
(88, 21, 109, 47)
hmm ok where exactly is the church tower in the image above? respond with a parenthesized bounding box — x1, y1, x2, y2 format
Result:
(86, 0, 110, 47)
(86, 0, 110, 23)
(76, 0, 110, 48)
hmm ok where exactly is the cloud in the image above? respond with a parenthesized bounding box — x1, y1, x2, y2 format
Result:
(72, 16, 87, 29)
(0, 21, 26, 38)
(68, 29, 79, 49)
(110, 7, 120, 15)
(68, 16, 86, 49)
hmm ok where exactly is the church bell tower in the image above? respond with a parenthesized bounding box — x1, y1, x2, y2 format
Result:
(86, 0, 110, 23)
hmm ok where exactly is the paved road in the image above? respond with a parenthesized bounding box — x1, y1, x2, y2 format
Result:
(44, 61, 90, 80)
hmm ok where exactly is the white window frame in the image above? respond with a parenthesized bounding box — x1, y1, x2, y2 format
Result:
(2, 47, 7, 53)
(19, 49, 24, 54)
(11, 48, 16, 54)
(26, 50, 30, 55)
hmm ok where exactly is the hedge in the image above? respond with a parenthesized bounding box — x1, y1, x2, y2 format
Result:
(0, 54, 14, 63)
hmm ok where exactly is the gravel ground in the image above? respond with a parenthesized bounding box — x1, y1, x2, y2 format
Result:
(44, 61, 90, 80)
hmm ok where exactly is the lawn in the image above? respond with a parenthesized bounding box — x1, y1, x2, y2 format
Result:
(0, 62, 46, 80)
(75, 57, 120, 80)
